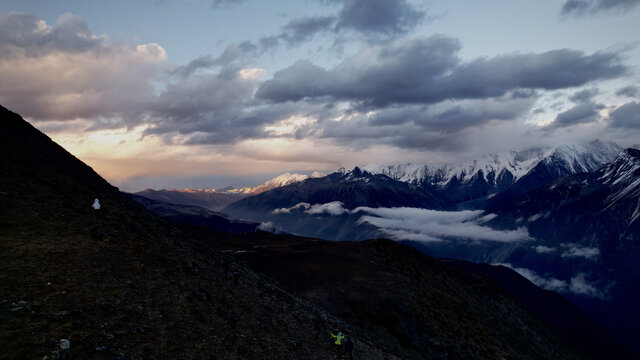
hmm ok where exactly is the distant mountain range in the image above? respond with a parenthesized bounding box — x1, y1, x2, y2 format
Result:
(141, 140, 622, 213)
(364, 141, 622, 203)
(135, 172, 323, 210)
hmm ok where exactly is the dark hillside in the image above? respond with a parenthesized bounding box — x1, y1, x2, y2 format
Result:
(183, 224, 592, 360)
(0, 105, 398, 360)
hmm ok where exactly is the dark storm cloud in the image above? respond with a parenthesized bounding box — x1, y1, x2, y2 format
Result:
(561, 0, 640, 16)
(569, 88, 600, 102)
(257, 36, 628, 107)
(551, 103, 602, 127)
(616, 85, 639, 98)
(608, 101, 640, 128)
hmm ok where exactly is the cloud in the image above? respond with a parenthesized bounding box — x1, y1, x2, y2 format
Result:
(0, 12, 101, 57)
(616, 85, 639, 98)
(499, 264, 605, 298)
(0, 12, 293, 145)
(211, 0, 249, 8)
(353, 207, 533, 243)
(534, 245, 556, 253)
(608, 101, 640, 129)
(561, 0, 640, 16)
(365, 96, 536, 132)
(257, 221, 277, 232)
(279, 16, 337, 46)
(331, 0, 425, 38)
(145, 67, 273, 144)
(569, 273, 602, 297)
(0, 12, 167, 122)
(272, 202, 311, 214)
(305, 201, 350, 215)
(560, 243, 601, 259)
(271, 203, 532, 242)
(250, 0, 425, 51)
(499, 264, 569, 292)
(272, 201, 350, 215)
(569, 88, 599, 102)
(257, 36, 627, 107)
(550, 102, 602, 128)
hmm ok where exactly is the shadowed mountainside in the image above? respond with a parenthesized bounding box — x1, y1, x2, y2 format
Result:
(128, 193, 261, 234)
(0, 105, 401, 360)
(181, 223, 607, 360)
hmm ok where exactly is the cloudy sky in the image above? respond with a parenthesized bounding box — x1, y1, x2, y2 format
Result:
(1, 0, 639, 191)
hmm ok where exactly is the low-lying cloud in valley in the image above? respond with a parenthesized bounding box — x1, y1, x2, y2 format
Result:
(355, 207, 532, 243)
(273, 201, 532, 243)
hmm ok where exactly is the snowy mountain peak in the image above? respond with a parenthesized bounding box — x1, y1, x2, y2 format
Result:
(168, 172, 323, 196)
(363, 141, 623, 191)
(363, 147, 547, 188)
(540, 141, 623, 176)
(249, 172, 316, 194)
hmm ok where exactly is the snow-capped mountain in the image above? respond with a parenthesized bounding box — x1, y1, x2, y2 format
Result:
(364, 148, 545, 187)
(134, 172, 323, 210)
(244, 172, 320, 195)
(364, 140, 623, 203)
(481, 148, 640, 351)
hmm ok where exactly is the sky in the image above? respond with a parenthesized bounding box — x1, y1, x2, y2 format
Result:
(1, 0, 639, 191)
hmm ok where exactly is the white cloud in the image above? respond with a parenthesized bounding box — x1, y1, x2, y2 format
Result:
(534, 245, 556, 253)
(353, 207, 532, 243)
(569, 273, 602, 297)
(498, 264, 605, 298)
(499, 264, 569, 292)
(272, 202, 311, 214)
(305, 201, 350, 215)
(257, 221, 278, 232)
(560, 243, 600, 259)
(273, 201, 350, 216)
(0, 13, 167, 122)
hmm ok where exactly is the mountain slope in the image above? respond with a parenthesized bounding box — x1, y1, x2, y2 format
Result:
(442, 259, 633, 360)
(134, 188, 244, 211)
(128, 193, 261, 234)
(0, 105, 399, 360)
(484, 148, 640, 354)
(183, 225, 594, 360)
